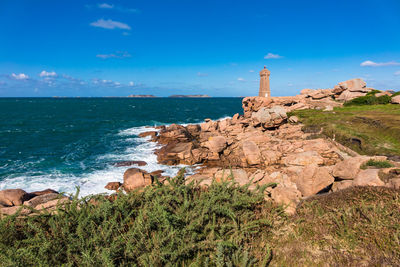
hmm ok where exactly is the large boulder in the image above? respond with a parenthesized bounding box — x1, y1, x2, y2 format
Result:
(0, 189, 29, 206)
(270, 184, 302, 215)
(391, 95, 400, 104)
(205, 136, 227, 153)
(337, 78, 367, 91)
(353, 169, 384, 187)
(336, 91, 366, 101)
(295, 165, 334, 197)
(242, 140, 262, 166)
(156, 142, 194, 165)
(123, 168, 153, 192)
(214, 169, 249, 185)
(282, 151, 324, 167)
(251, 106, 287, 128)
(332, 156, 369, 180)
(24, 193, 60, 208)
(242, 96, 273, 118)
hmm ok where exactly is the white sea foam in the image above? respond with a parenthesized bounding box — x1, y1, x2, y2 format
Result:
(0, 125, 197, 197)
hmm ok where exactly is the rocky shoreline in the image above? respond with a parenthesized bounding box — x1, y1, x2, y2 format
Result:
(2, 78, 400, 216)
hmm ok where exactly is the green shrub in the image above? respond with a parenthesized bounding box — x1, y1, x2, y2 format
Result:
(392, 91, 400, 97)
(361, 159, 394, 169)
(344, 95, 391, 106)
(366, 89, 381, 96)
(0, 173, 282, 266)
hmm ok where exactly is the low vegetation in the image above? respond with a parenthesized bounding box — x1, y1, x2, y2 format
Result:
(361, 159, 394, 169)
(343, 94, 391, 106)
(291, 104, 400, 158)
(1, 172, 400, 266)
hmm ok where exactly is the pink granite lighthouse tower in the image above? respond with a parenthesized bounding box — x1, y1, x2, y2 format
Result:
(259, 66, 271, 98)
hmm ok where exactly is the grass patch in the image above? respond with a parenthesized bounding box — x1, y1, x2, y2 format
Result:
(271, 186, 400, 266)
(361, 159, 394, 169)
(292, 105, 400, 157)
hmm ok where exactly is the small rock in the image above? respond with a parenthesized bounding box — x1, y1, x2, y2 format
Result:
(105, 182, 122, 191)
(288, 116, 298, 123)
(114, 161, 147, 167)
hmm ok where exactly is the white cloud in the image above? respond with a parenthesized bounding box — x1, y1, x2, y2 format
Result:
(129, 81, 135, 86)
(197, 72, 208, 77)
(264, 53, 283, 59)
(395, 70, 400, 76)
(98, 3, 114, 9)
(237, 77, 245, 82)
(90, 19, 131, 30)
(39, 70, 57, 77)
(360, 60, 400, 67)
(249, 70, 254, 73)
(96, 51, 131, 59)
(96, 3, 139, 13)
(11, 73, 29, 80)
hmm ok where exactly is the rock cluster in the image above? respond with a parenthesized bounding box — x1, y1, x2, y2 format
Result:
(243, 78, 395, 115)
(135, 84, 400, 214)
(0, 188, 69, 217)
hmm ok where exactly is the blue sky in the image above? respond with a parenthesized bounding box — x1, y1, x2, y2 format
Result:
(0, 0, 400, 97)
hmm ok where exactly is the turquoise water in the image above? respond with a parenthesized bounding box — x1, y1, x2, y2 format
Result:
(0, 98, 243, 195)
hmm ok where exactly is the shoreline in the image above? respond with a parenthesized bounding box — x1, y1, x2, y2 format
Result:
(1, 78, 400, 215)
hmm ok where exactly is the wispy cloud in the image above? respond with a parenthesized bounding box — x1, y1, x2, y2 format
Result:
(39, 70, 57, 77)
(237, 77, 246, 82)
(129, 81, 135, 86)
(90, 19, 131, 30)
(11, 73, 29, 80)
(264, 53, 283, 59)
(395, 70, 400, 76)
(97, 3, 139, 13)
(98, 3, 114, 9)
(197, 72, 208, 77)
(96, 51, 131, 59)
(360, 60, 400, 67)
(249, 70, 254, 73)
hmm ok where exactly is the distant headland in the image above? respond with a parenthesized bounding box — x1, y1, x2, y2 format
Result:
(168, 94, 210, 98)
(127, 94, 157, 98)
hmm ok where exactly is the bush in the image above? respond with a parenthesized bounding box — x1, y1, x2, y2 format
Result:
(344, 94, 391, 106)
(0, 173, 282, 266)
(392, 91, 400, 97)
(361, 159, 394, 169)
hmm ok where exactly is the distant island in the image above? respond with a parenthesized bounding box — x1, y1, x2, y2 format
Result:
(127, 95, 156, 98)
(168, 94, 210, 98)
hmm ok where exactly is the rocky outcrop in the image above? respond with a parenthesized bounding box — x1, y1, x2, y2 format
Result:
(0, 189, 29, 206)
(0, 188, 69, 217)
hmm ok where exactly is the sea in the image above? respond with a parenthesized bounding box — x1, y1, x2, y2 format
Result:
(0, 97, 243, 196)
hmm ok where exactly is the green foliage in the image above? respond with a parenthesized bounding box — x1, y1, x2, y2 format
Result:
(366, 89, 381, 96)
(392, 91, 400, 97)
(344, 94, 391, 106)
(0, 173, 282, 266)
(361, 159, 394, 169)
